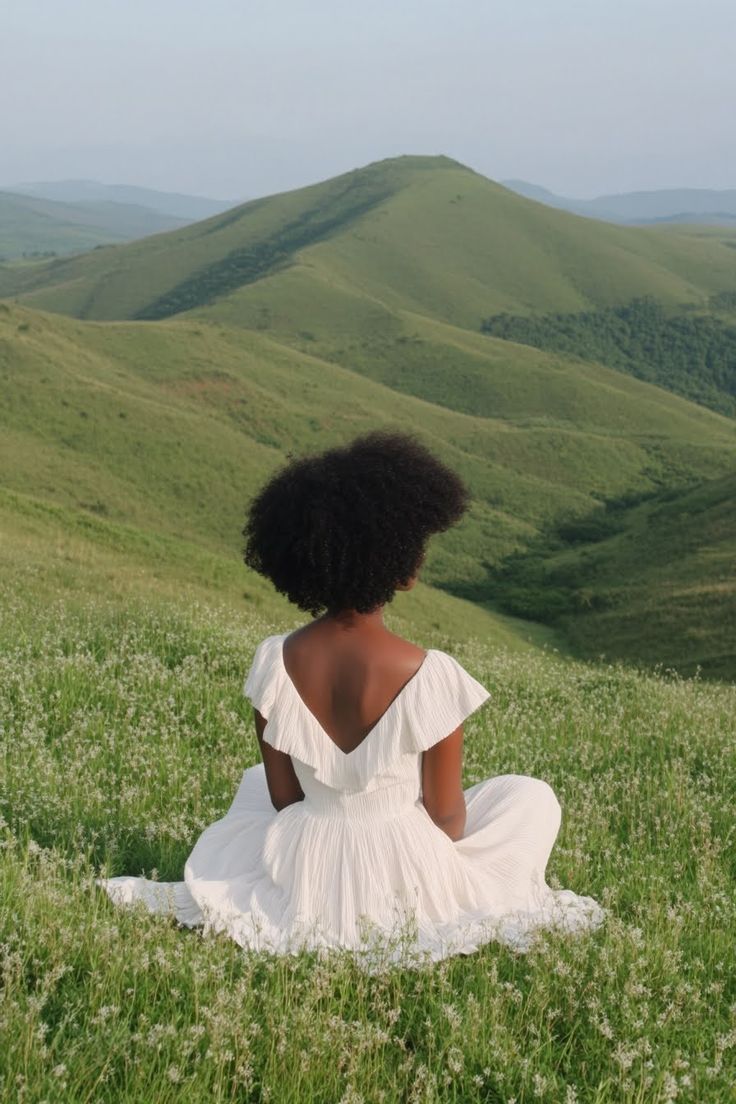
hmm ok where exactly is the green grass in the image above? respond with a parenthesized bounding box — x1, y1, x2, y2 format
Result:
(1, 575, 734, 1102)
(539, 473, 736, 681)
(2, 294, 736, 678)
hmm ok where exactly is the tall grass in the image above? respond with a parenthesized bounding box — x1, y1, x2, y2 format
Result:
(1, 586, 734, 1101)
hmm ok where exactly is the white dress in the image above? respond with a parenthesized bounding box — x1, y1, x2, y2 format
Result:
(97, 633, 605, 967)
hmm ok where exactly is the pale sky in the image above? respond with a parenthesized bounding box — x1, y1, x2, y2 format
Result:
(4, 0, 735, 201)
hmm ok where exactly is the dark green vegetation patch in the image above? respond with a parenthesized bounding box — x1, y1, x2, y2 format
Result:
(135, 168, 403, 321)
(481, 297, 736, 418)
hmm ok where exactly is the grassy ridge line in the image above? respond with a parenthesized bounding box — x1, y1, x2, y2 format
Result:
(5, 156, 736, 325)
(0, 157, 433, 319)
(285, 167, 736, 327)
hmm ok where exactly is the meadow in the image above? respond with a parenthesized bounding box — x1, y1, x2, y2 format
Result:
(2, 564, 734, 1102)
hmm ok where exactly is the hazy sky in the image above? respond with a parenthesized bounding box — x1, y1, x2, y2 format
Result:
(4, 0, 735, 201)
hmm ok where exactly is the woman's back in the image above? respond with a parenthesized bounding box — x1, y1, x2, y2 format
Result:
(280, 622, 430, 756)
(244, 631, 488, 797)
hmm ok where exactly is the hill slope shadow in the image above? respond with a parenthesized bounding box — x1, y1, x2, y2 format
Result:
(134, 167, 406, 321)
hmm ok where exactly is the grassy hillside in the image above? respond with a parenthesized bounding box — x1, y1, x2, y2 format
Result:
(549, 472, 736, 681)
(472, 471, 736, 681)
(0, 190, 185, 259)
(3, 301, 735, 558)
(7, 154, 734, 438)
(4, 153, 736, 430)
(2, 299, 736, 677)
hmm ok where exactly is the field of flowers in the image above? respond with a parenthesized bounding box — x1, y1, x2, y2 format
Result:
(1, 587, 734, 1103)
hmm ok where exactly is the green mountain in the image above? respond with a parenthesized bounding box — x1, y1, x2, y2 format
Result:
(4, 155, 736, 324)
(2, 155, 736, 678)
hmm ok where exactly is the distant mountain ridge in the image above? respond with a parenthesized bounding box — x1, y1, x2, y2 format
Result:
(9, 180, 238, 221)
(502, 179, 736, 225)
(0, 181, 241, 259)
(0, 189, 189, 259)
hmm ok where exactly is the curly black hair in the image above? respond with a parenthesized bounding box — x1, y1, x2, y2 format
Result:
(242, 430, 469, 616)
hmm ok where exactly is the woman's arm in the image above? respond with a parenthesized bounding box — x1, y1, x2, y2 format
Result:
(421, 723, 466, 841)
(254, 707, 305, 811)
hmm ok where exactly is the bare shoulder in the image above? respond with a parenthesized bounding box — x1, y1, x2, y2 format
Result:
(381, 630, 428, 673)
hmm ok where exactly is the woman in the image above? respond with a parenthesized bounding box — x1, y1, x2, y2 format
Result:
(97, 430, 604, 966)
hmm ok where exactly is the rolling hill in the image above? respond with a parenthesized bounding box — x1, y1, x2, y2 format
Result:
(2, 155, 735, 678)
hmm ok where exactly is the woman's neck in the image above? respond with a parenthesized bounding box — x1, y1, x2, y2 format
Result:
(315, 606, 385, 631)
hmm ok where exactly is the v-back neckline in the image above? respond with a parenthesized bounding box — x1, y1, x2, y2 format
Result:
(278, 633, 433, 757)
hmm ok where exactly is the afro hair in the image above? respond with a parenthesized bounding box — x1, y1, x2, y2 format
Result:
(242, 430, 469, 616)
